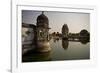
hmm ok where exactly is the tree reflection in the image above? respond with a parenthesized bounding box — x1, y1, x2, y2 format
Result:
(79, 38, 89, 44)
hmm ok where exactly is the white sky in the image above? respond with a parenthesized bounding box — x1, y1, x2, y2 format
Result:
(22, 10, 90, 33)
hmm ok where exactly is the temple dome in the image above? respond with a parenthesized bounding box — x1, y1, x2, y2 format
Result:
(62, 24, 69, 38)
(36, 12, 49, 28)
(62, 24, 68, 30)
(62, 24, 69, 33)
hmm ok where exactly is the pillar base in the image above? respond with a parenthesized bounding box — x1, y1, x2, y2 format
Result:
(36, 41, 51, 52)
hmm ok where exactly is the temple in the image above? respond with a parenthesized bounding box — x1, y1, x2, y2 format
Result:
(22, 11, 51, 53)
(62, 24, 69, 39)
(36, 11, 50, 41)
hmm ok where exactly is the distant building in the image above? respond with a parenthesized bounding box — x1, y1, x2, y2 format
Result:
(62, 24, 69, 39)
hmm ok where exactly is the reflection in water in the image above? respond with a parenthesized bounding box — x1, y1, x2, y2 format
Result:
(79, 37, 89, 44)
(35, 41, 51, 52)
(22, 49, 51, 62)
(53, 38, 59, 43)
(62, 39, 69, 50)
(22, 38, 90, 62)
(80, 39, 89, 44)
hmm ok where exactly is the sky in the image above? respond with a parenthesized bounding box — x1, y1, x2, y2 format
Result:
(22, 10, 90, 33)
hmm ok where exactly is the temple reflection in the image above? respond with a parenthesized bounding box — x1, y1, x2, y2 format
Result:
(62, 39, 69, 50)
(22, 49, 51, 62)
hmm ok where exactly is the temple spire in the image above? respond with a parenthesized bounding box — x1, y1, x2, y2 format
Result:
(42, 11, 44, 14)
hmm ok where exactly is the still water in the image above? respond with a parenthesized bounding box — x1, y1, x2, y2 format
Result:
(22, 39, 90, 62)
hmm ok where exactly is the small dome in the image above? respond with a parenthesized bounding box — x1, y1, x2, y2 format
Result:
(62, 24, 68, 29)
(36, 12, 49, 28)
(37, 13, 48, 21)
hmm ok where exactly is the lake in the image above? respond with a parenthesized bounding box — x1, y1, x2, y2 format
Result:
(22, 39, 90, 62)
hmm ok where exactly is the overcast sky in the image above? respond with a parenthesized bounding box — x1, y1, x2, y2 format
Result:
(22, 10, 90, 33)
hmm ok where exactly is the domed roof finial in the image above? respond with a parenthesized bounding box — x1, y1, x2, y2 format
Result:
(42, 11, 44, 14)
(37, 11, 49, 27)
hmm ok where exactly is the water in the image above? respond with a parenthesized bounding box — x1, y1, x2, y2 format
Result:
(50, 39, 90, 60)
(22, 39, 90, 62)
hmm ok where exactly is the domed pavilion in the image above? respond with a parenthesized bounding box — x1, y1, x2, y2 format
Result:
(36, 11, 50, 41)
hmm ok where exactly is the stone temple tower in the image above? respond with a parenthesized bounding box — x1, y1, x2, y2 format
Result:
(36, 11, 50, 41)
(36, 11, 51, 52)
(62, 24, 69, 39)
